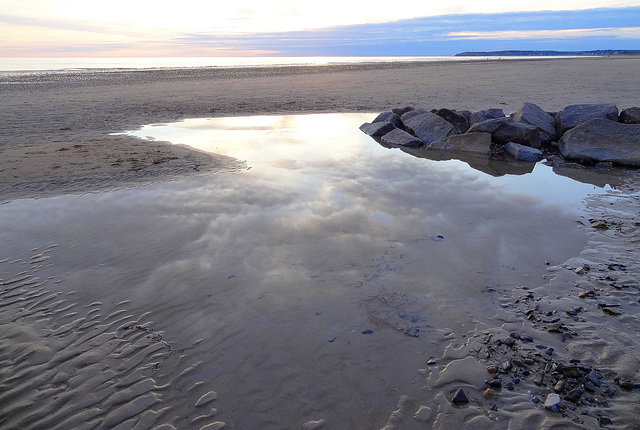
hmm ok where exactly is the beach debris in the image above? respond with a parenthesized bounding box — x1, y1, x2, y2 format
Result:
(361, 329, 374, 334)
(451, 388, 470, 404)
(427, 356, 437, 366)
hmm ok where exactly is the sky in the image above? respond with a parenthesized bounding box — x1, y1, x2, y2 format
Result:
(1, 0, 639, 57)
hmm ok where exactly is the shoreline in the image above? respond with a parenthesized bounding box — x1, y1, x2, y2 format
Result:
(2, 56, 640, 202)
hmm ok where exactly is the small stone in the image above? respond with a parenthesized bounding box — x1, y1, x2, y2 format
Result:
(521, 335, 534, 343)
(502, 360, 513, 372)
(503, 338, 516, 347)
(554, 380, 566, 393)
(486, 379, 502, 388)
(599, 417, 613, 427)
(586, 372, 601, 387)
(524, 358, 535, 365)
(578, 291, 588, 298)
(452, 388, 469, 404)
(427, 356, 437, 366)
(547, 322, 563, 332)
(533, 370, 545, 386)
(483, 388, 495, 399)
(361, 329, 374, 334)
(566, 309, 577, 316)
(544, 393, 562, 411)
(585, 381, 596, 392)
(618, 379, 634, 390)
(565, 388, 584, 402)
(487, 365, 499, 374)
(545, 347, 554, 356)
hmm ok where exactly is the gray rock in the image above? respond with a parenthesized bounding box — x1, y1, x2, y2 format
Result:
(470, 108, 505, 126)
(381, 128, 423, 148)
(558, 118, 640, 167)
(359, 121, 396, 137)
(468, 117, 542, 148)
(401, 109, 456, 144)
(504, 142, 543, 163)
(373, 112, 403, 129)
(431, 108, 470, 134)
(512, 102, 556, 142)
(392, 106, 414, 116)
(556, 103, 619, 136)
(428, 132, 492, 156)
(620, 107, 640, 124)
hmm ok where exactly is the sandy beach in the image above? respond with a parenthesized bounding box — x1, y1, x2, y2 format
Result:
(1, 57, 640, 429)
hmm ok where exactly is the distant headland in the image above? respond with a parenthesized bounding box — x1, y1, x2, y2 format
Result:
(455, 49, 640, 57)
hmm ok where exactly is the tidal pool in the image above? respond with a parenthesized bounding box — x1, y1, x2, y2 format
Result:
(0, 113, 617, 429)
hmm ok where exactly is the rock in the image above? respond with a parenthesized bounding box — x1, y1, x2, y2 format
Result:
(620, 107, 640, 124)
(602, 306, 623, 316)
(372, 111, 395, 123)
(401, 109, 457, 144)
(599, 417, 613, 427)
(483, 388, 495, 399)
(374, 112, 403, 129)
(554, 380, 566, 393)
(360, 121, 396, 137)
(468, 117, 541, 148)
(381, 128, 424, 148)
(487, 365, 499, 374)
(533, 370, 545, 386)
(427, 356, 437, 366)
(504, 142, 543, 162)
(558, 118, 640, 166)
(512, 102, 557, 142)
(451, 388, 470, 404)
(392, 106, 414, 116)
(544, 393, 562, 411)
(428, 132, 492, 156)
(556, 103, 619, 136)
(431, 108, 470, 134)
(565, 388, 584, 402)
(618, 379, 634, 390)
(502, 361, 513, 372)
(470, 108, 505, 126)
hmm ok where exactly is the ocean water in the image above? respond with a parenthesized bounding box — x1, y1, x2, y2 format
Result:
(0, 55, 534, 75)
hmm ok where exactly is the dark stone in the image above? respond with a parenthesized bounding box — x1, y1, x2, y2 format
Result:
(372, 111, 395, 123)
(452, 388, 470, 404)
(381, 128, 424, 148)
(512, 102, 557, 142)
(428, 132, 492, 156)
(359, 121, 395, 137)
(565, 388, 584, 402)
(468, 117, 542, 148)
(392, 106, 414, 116)
(486, 379, 502, 388)
(432, 108, 470, 134)
(504, 142, 543, 162)
(599, 417, 613, 427)
(585, 381, 596, 392)
(557, 118, 640, 167)
(470, 108, 505, 126)
(556, 103, 619, 136)
(618, 379, 634, 390)
(503, 337, 516, 347)
(620, 107, 640, 124)
(533, 370, 545, 386)
(586, 372, 601, 387)
(401, 109, 457, 144)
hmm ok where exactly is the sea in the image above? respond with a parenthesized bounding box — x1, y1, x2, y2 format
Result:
(0, 55, 540, 76)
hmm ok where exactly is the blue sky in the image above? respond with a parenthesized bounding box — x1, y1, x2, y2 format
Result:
(1, 1, 639, 57)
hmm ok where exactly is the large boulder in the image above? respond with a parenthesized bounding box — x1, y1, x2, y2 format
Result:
(373, 112, 403, 129)
(381, 128, 423, 148)
(401, 109, 456, 144)
(511, 102, 556, 142)
(468, 117, 542, 148)
(359, 121, 395, 137)
(557, 118, 640, 166)
(504, 142, 543, 163)
(556, 103, 619, 136)
(470, 109, 505, 126)
(431, 108, 470, 134)
(428, 132, 492, 156)
(620, 107, 640, 124)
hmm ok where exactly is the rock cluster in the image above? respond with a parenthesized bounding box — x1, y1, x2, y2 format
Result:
(360, 103, 640, 167)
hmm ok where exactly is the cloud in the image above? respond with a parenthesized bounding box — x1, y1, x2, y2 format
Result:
(447, 27, 640, 40)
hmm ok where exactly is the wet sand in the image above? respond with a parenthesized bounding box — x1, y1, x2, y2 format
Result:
(1, 57, 640, 430)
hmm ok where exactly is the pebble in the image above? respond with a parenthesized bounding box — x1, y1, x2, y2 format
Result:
(427, 356, 437, 366)
(599, 417, 613, 427)
(586, 372, 601, 387)
(303, 419, 326, 430)
(545, 347, 554, 356)
(361, 329, 374, 334)
(503, 338, 516, 347)
(565, 388, 583, 402)
(544, 393, 562, 411)
(618, 379, 634, 390)
(533, 370, 545, 386)
(602, 306, 623, 316)
(486, 379, 502, 388)
(554, 380, 565, 393)
(487, 365, 499, 374)
(483, 388, 495, 399)
(502, 360, 513, 372)
(585, 381, 596, 392)
(452, 388, 469, 404)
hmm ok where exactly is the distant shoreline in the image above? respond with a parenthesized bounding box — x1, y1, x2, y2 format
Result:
(456, 49, 640, 57)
